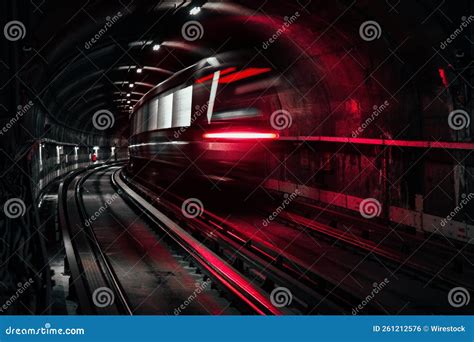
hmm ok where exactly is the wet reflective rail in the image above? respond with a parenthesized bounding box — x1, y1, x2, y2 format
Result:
(59, 164, 282, 315)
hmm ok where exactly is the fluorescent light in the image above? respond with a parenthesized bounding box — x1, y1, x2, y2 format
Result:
(152, 44, 160, 51)
(190, 6, 201, 15)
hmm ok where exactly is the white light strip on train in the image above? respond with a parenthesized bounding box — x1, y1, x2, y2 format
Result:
(128, 142, 189, 148)
(206, 71, 220, 123)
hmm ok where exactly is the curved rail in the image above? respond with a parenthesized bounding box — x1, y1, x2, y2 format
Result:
(58, 163, 132, 315)
(112, 169, 286, 315)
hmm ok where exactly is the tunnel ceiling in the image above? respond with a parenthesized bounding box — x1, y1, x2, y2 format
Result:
(20, 0, 305, 138)
(11, 0, 472, 140)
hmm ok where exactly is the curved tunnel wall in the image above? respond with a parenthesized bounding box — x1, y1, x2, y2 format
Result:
(1, 0, 472, 239)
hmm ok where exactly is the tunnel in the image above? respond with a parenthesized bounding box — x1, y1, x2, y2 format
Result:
(0, 0, 473, 323)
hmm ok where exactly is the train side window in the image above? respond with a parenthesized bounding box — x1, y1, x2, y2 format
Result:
(172, 85, 193, 128)
(212, 108, 260, 121)
(142, 103, 150, 133)
(157, 93, 173, 129)
(133, 111, 139, 135)
(148, 98, 159, 131)
(131, 113, 136, 135)
(136, 107, 143, 134)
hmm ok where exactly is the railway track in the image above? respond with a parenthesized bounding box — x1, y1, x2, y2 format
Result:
(121, 172, 385, 314)
(265, 199, 474, 292)
(59, 164, 282, 315)
(126, 173, 474, 314)
(58, 164, 473, 315)
(289, 199, 474, 271)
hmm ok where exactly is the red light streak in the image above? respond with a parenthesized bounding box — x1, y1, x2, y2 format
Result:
(195, 67, 237, 84)
(438, 68, 449, 89)
(218, 67, 271, 84)
(203, 131, 279, 140)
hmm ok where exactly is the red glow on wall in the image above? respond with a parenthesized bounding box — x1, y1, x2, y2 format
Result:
(438, 68, 449, 89)
(345, 98, 361, 115)
(195, 67, 236, 84)
(203, 131, 279, 140)
(218, 67, 271, 84)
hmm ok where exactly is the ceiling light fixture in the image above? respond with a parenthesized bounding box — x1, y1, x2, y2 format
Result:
(136, 68, 143, 73)
(129, 83, 134, 88)
(126, 93, 131, 97)
(152, 44, 160, 51)
(190, 6, 201, 15)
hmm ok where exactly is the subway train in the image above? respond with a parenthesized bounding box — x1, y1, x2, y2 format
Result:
(127, 52, 290, 192)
